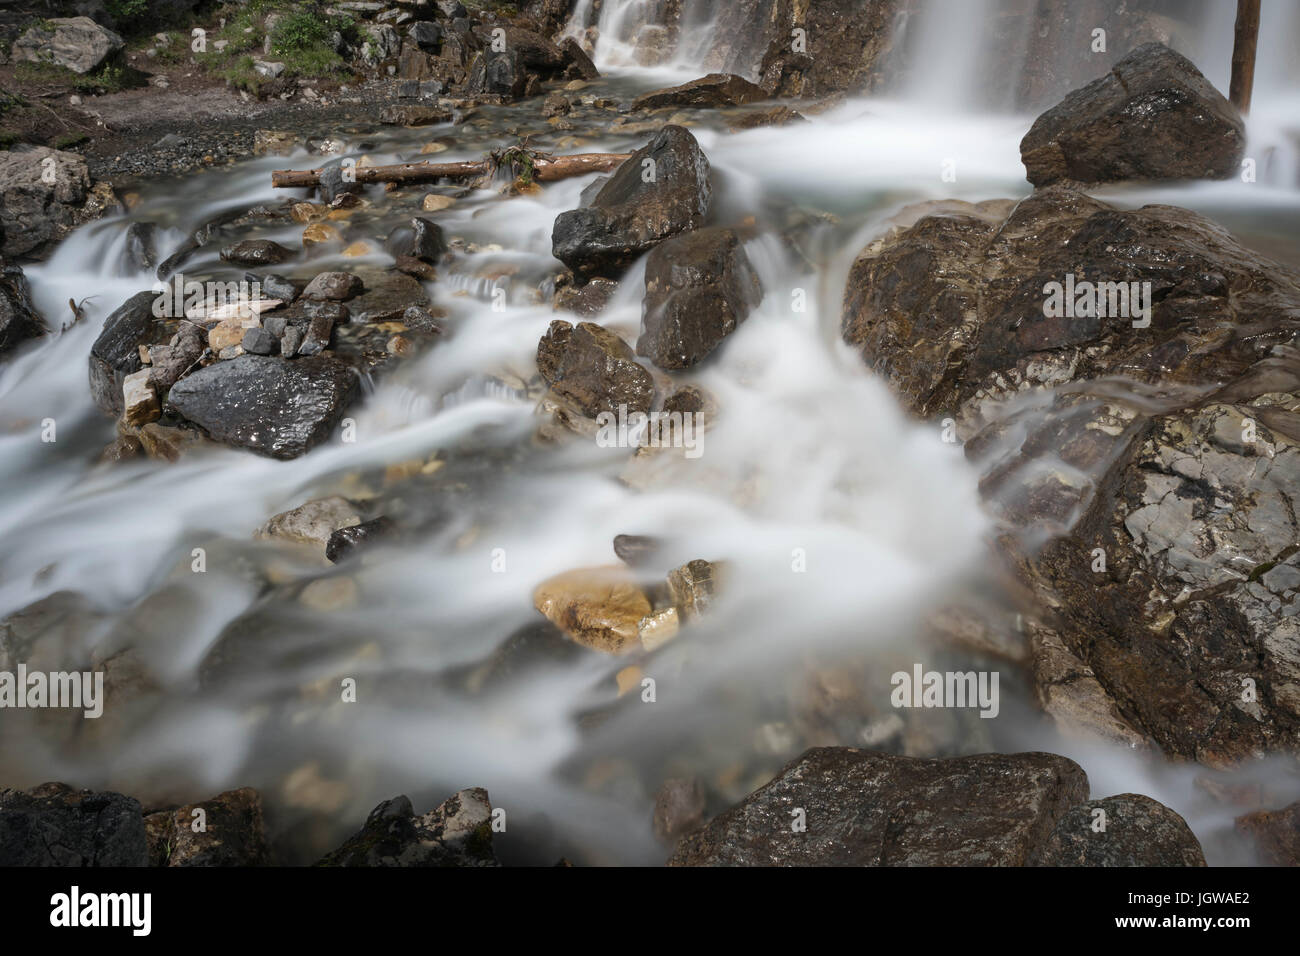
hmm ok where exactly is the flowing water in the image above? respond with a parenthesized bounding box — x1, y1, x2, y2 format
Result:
(1, 0, 1298, 864)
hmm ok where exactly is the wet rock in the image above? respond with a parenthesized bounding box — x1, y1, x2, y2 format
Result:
(385, 217, 447, 263)
(297, 311, 336, 356)
(258, 496, 362, 556)
(317, 165, 364, 205)
(241, 326, 278, 355)
(667, 558, 718, 622)
(281, 326, 304, 357)
(632, 73, 768, 111)
(143, 788, 269, 867)
(1235, 800, 1300, 866)
(542, 92, 570, 117)
(134, 421, 206, 462)
(0, 262, 45, 357)
(536, 320, 654, 418)
(613, 533, 661, 568)
(726, 104, 806, 131)
(0, 147, 92, 259)
(669, 748, 1087, 866)
(166, 354, 360, 460)
(89, 291, 175, 417)
(638, 226, 762, 369)
(99, 434, 143, 464)
(841, 188, 1300, 420)
(552, 126, 711, 281)
(558, 36, 598, 80)
(1021, 43, 1245, 187)
(13, 17, 123, 74)
(466, 47, 527, 99)
(1029, 621, 1148, 750)
(258, 274, 301, 303)
(220, 240, 294, 266)
(318, 788, 499, 866)
(1031, 793, 1206, 866)
(303, 272, 364, 301)
(393, 255, 438, 281)
(533, 565, 653, 654)
(326, 516, 397, 563)
(554, 276, 617, 316)
(379, 104, 453, 125)
(0, 783, 147, 866)
(121, 369, 159, 425)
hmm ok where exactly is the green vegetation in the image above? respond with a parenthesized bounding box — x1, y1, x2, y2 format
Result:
(13, 59, 143, 94)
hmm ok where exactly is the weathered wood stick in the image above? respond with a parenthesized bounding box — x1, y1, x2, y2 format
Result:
(271, 152, 632, 188)
(1229, 0, 1261, 114)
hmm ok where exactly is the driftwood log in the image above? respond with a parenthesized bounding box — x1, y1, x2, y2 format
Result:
(271, 152, 632, 189)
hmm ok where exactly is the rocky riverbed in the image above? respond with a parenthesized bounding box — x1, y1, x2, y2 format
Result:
(1, 0, 1299, 867)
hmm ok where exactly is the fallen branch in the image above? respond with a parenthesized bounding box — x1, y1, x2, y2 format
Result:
(271, 151, 632, 189)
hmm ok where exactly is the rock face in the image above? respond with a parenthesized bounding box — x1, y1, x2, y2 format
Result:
(638, 227, 762, 369)
(1031, 793, 1206, 866)
(143, 788, 269, 867)
(841, 188, 1300, 421)
(89, 291, 175, 417)
(669, 748, 1088, 866)
(552, 126, 710, 281)
(702, 0, 901, 97)
(319, 788, 499, 866)
(533, 565, 653, 654)
(0, 146, 93, 259)
(632, 73, 768, 110)
(0, 261, 45, 357)
(1021, 43, 1245, 186)
(13, 16, 124, 74)
(842, 187, 1300, 763)
(0, 783, 148, 866)
(536, 320, 654, 418)
(165, 354, 360, 459)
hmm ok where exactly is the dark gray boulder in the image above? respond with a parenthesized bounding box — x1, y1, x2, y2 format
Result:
(0, 783, 148, 866)
(89, 290, 174, 416)
(1031, 793, 1206, 866)
(536, 320, 654, 418)
(552, 126, 710, 282)
(318, 788, 499, 866)
(165, 354, 359, 459)
(669, 748, 1088, 866)
(638, 226, 762, 369)
(0, 261, 46, 358)
(1021, 43, 1245, 186)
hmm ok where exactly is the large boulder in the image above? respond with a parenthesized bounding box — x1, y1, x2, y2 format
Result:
(89, 290, 176, 417)
(143, 787, 269, 867)
(1031, 793, 1206, 866)
(638, 226, 762, 369)
(536, 320, 654, 418)
(631, 73, 768, 111)
(841, 187, 1300, 422)
(552, 126, 711, 282)
(669, 748, 1088, 866)
(318, 788, 499, 866)
(0, 261, 46, 357)
(0, 783, 148, 866)
(0, 146, 93, 259)
(1021, 43, 1245, 186)
(165, 354, 360, 459)
(13, 16, 124, 75)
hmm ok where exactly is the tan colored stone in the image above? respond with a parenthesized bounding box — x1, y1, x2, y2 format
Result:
(533, 565, 652, 654)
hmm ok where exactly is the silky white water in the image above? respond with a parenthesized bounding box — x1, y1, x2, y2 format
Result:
(1, 0, 1297, 863)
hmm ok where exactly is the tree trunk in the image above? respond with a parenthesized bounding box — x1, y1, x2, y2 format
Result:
(1229, 0, 1261, 114)
(271, 152, 632, 189)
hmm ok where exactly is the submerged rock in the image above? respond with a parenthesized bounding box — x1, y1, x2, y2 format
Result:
(319, 788, 499, 866)
(1235, 800, 1300, 866)
(1031, 793, 1206, 866)
(220, 239, 295, 266)
(638, 226, 762, 369)
(669, 748, 1088, 866)
(166, 354, 360, 459)
(257, 496, 362, 556)
(552, 126, 710, 281)
(536, 320, 654, 419)
(0, 783, 147, 866)
(1021, 43, 1245, 186)
(533, 565, 653, 654)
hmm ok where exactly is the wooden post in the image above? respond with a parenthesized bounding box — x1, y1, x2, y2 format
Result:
(1229, 0, 1261, 114)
